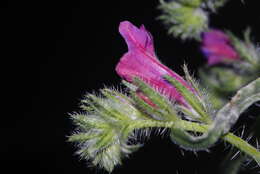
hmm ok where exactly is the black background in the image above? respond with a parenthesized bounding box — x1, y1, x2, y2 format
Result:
(1, 0, 260, 174)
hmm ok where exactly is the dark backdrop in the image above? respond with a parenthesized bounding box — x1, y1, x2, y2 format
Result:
(1, 0, 260, 174)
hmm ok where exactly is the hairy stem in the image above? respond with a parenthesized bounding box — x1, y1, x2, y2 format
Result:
(133, 119, 260, 165)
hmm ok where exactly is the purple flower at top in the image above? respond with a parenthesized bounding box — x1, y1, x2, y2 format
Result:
(201, 29, 239, 65)
(115, 21, 195, 106)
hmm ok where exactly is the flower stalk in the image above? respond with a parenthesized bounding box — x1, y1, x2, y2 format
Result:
(69, 17, 260, 173)
(129, 118, 260, 166)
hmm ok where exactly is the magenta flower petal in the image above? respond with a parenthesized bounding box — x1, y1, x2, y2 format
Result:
(118, 21, 157, 61)
(201, 29, 239, 65)
(116, 21, 195, 105)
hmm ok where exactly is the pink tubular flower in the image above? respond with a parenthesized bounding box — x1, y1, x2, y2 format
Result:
(201, 29, 239, 65)
(115, 21, 195, 105)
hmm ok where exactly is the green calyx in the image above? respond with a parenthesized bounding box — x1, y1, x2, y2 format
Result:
(227, 29, 260, 70)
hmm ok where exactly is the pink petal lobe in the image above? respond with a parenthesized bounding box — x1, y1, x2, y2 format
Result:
(119, 21, 156, 60)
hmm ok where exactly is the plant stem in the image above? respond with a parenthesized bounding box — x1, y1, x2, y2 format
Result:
(134, 119, 260, 165)
(222, 133, 260, 165)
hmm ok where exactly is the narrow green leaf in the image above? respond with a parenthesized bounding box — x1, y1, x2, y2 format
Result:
(133, 78, 178, 121)
(68, 133, 99, 143)
(164, 75, 211, 123)
(130, 90, 168, 121)
(183, 64, 201, 95)
(227, 30, 259, 66)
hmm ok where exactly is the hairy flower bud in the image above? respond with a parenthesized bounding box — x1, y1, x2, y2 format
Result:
(201, 29, 239, 65)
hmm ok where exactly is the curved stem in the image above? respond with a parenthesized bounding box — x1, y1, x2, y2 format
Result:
(133, 119, 260, 165)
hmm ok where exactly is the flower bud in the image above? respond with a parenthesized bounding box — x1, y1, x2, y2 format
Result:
(201, 29, 239, 65)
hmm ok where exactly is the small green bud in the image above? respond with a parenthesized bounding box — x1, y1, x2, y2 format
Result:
(69, 89, 145, 172)
(158, 0, 208, 40)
